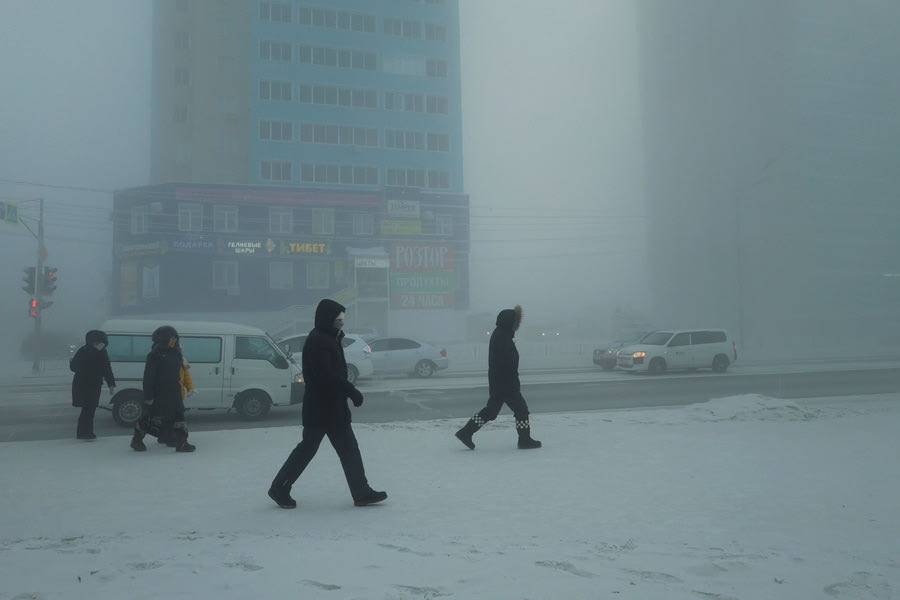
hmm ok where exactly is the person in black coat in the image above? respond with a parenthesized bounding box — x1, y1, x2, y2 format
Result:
(70, 329, 116, 440)
(129, 325, 196, 453)
(268, 299, 387, 509)
(455, 305, 542, 450)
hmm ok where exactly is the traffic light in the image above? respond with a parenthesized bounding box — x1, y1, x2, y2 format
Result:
(40, 266, 58, 295)
(22, 266, 36, 294)
(29, 298, 37, 318)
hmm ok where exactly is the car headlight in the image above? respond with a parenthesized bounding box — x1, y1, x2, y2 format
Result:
(633, 351, 646, 358)
(294, 375, 304, 383)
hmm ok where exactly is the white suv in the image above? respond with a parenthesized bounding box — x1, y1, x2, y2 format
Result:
(616, 329, 737, 374)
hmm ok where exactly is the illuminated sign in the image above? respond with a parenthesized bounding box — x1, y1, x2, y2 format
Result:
(355, 257, 390, 268)
(391, 244, 453, 271)
(381, 219, 422, 236)
(280, 241, 330, 255)
(223, 240, 263, 255)
(386, 199, 420, 219)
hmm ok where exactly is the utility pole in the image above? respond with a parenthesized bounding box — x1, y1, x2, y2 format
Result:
(32, 199, 46, 372)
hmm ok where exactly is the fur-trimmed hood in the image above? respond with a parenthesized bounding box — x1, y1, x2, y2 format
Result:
(495, 305, 523, 333)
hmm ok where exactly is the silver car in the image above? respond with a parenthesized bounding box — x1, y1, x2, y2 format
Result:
(279, 333, 375, 385)
(367, 337, 449, 377)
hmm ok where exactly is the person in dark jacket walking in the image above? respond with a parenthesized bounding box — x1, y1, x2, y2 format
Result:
(130, 325, 196, 453)
(70, 329, 116, 440)
(455, 305, 542, 450)
(268, 299, 387, 509)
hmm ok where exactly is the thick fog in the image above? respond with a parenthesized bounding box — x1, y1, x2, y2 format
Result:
(1, 1, 898, 364)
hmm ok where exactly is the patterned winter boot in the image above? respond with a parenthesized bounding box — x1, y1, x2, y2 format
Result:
(455, 415, 484, 450)
(516, 419, 542, 449)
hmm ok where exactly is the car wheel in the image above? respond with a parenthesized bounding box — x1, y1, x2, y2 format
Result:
(112, 391, 143, 427)
(234, 390, 272, 420)
(414, 360, 436, 377)
(648, 357, 667, 374)
(347, 365, 359, 385)
(712, 354, 730, 373)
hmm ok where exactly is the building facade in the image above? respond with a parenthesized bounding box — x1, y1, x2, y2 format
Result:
(121, 0, 468, 338)
(635, 0, 900, 357)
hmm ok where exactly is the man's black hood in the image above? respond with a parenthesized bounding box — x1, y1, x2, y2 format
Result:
(85, 330, 108, 347)
(495, 305, 523, 334)
(314, 299, 346, 332)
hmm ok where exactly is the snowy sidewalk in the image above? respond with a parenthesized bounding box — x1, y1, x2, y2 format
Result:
(1, 394, 898, 599)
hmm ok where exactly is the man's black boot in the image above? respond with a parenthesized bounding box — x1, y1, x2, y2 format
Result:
(268, 482, 297, 509)
(354, 490, 388, 507)
(130, 431, 147, 452)
(455, 416, 482, 450)
(516, 420, 542, 449)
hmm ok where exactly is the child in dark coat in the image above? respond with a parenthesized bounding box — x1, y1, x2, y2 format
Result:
(70, 329, 116, 440)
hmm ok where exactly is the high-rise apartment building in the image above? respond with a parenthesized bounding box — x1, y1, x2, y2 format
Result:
(113, 0, 468, 338)
(635, 1, 900, 357)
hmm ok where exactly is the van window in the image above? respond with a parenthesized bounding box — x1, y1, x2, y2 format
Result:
(691, 331, 726, 344)
(180, 336, 222, 363)
(642, 331, 674, 345)
(107, 334, 153, 362)
(235, 335, 286, 368)
(668, 332, 691, 347)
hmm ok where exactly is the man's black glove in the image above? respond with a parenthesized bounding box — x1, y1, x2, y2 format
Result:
(349, 388, 364, 407)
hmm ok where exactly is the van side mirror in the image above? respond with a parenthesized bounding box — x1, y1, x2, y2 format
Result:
(282, 343, 290, 354)
(272, 355, 288, 369)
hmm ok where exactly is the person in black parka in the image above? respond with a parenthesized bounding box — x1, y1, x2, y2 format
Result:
(70, 329, 116, 440)
(455, 305, 542, 450)
(268, 299, 387, 509)
(130, 325, 196, 453)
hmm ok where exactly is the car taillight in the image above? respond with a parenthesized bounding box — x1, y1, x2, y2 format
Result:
(440, 349, 447, 357)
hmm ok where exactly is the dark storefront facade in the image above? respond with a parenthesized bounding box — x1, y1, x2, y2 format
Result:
(112, 183, 469, 336)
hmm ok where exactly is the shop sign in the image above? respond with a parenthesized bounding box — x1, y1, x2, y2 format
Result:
(387, 199, 420, 219)
(171, 235, 215, 251)
(389, 271, 454, 293)
(117, 241, 166, 257)
(381, 219, 422, 236)
(222, 240, 265, 255)
(355, 257, 390, 268)
(280, 240, 330, 255)
(391, 293, 454, 309)
(391, 243, 453, 271)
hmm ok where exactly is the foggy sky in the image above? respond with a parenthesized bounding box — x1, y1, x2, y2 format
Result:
(0, 1, 646, 354)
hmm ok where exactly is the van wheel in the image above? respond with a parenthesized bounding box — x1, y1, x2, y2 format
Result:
(648, 357, 667, 374)
(234, 390, 271, 420)
(112, 392, 143, 427)
(347, 365, 359, 385)
(712, 354, 730, 373)
(415, 360, 436, 377)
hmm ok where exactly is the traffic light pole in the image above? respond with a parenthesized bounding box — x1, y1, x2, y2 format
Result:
(32, 199, 45, 373)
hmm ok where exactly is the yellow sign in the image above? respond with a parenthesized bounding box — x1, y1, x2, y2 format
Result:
(281, 241, 330, 255)
(1, 201, 18, 225)
(381, 219, 422, 236)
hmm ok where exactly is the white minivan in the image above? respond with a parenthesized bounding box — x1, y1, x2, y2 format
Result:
(616, 329, 737, 374)
(100, 319, 303, 426)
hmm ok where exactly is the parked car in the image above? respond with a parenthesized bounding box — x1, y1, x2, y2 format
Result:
(593, 331, 651, 371)
(279, 332, 374, 385)
(345, 327, 380, 342)
(367, 337, 449, 377)
(616, 329, 737, 374)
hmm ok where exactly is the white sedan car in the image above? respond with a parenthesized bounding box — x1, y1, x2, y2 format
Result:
(367, 337, 449, 377)
(279, 333, 375, 385)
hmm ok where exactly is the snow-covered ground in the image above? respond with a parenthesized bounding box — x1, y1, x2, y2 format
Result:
(2, 393, 898, 599)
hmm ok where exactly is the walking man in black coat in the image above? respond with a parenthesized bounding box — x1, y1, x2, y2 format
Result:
(70, 329, 116, 440)
(455, 305, 542, 450)
(130, 325, 196, 453)
(268, 299, 387, 509)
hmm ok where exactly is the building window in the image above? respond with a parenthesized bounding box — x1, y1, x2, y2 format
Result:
(213, 205, 238, 233)
(299, 45, 375, 70)
(269, 261, 293, 290)
(307, 262, 330, 289)
(436, 214, 453, 236)
(269, 206, 293, 234)
(426, 59, 448, 78)
(260, 40, 291, 61)
(261, 160, 292, 182)
(259, 80, 291, 101)
(425, 22, 447, 41)
(352, 213, 374, 235)
(312, 208, 335, 235)
(212, 261, 239, 290)
(301, 164, 377, 186)
(427, 132, 450, 152)
(259, 120, 293, 141)
(426, 94, 449, 114)
(427, 170, 450, 189)
(178, 203, 203, 232)
(174, 67, 191, 86)
(175, 31, 191, 50)
(173, 104, 188, 123)
(130, 205, 149, 234)
(260, 1, 291, 22)
(387, 168, 426, 188)
(300, 7, 375, 33)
